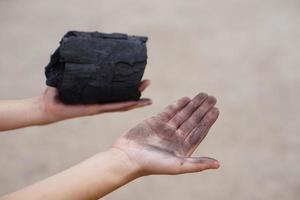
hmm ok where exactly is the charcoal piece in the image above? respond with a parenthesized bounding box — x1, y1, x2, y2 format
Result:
(45, 31, 148, 104)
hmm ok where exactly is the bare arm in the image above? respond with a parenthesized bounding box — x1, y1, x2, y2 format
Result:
(1, 92, 219, 200)
(1, 149, 139, 200)
(0, 80, 151, 131)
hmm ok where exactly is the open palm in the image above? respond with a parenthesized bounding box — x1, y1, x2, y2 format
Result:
(113, 93, 220, 175)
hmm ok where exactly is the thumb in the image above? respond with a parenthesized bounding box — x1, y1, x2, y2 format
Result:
(175, 156, 220, 174)
(44, 86, 59, 101)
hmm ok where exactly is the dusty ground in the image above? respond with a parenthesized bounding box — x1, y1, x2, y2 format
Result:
(0, 0, 299, 199)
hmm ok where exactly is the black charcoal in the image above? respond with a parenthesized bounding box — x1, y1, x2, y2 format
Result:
(45, 31, 148, 104)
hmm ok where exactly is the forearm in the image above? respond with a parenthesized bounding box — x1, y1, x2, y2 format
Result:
(1, 149, 140, 200)
(0, 97, 47, 131)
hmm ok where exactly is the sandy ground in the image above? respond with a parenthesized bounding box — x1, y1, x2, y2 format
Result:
(0, 0, 299, 199)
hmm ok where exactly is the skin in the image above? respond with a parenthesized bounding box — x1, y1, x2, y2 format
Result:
(0, 80, 151, 131)
(1, 92, 220, 200)
(113, 93, 220, 175)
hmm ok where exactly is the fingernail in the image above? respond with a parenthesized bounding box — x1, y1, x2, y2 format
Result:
(213, 161, 220, 169)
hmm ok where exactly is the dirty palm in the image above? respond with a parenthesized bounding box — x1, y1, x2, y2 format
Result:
(113, 93, 220, 175)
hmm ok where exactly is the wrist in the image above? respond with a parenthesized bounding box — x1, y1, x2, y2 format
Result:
(31, 95, 59, 125)
(23, 96, 50, 126)
(105, 148, 143, 182)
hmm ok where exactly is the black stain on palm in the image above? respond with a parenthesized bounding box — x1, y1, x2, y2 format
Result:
(125, 119, 191, 156)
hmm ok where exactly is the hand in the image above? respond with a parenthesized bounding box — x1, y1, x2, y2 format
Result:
(0, 93, 219, 199)
(113, 93, 220, 176)
(40, 79, 152, 124)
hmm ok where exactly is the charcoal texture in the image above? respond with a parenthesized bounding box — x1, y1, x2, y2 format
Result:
(45, 31, 148, 104)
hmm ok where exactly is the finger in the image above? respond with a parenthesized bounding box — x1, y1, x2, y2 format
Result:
(168, 93, 207, 129)
(157, 97, 191, 122)
(173, 157, 219, 174)
(44, 86, 58, 99)
(64, 98, 152, 116)
(81, 101, 140, 115)
(137, 98, 153, 105)
(185, 107, 219, 155)
(139, 79, 150, 92)
(117, 99, 153, 112)
(99, 98, 152, 113)
(178, 96, 216, 137)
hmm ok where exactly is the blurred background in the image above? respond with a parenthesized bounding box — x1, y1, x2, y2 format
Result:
(0, 0, 299, 199)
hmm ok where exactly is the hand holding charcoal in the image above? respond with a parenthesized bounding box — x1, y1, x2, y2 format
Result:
(112, 93, 220, 175)
(41, 79, 151, 124)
